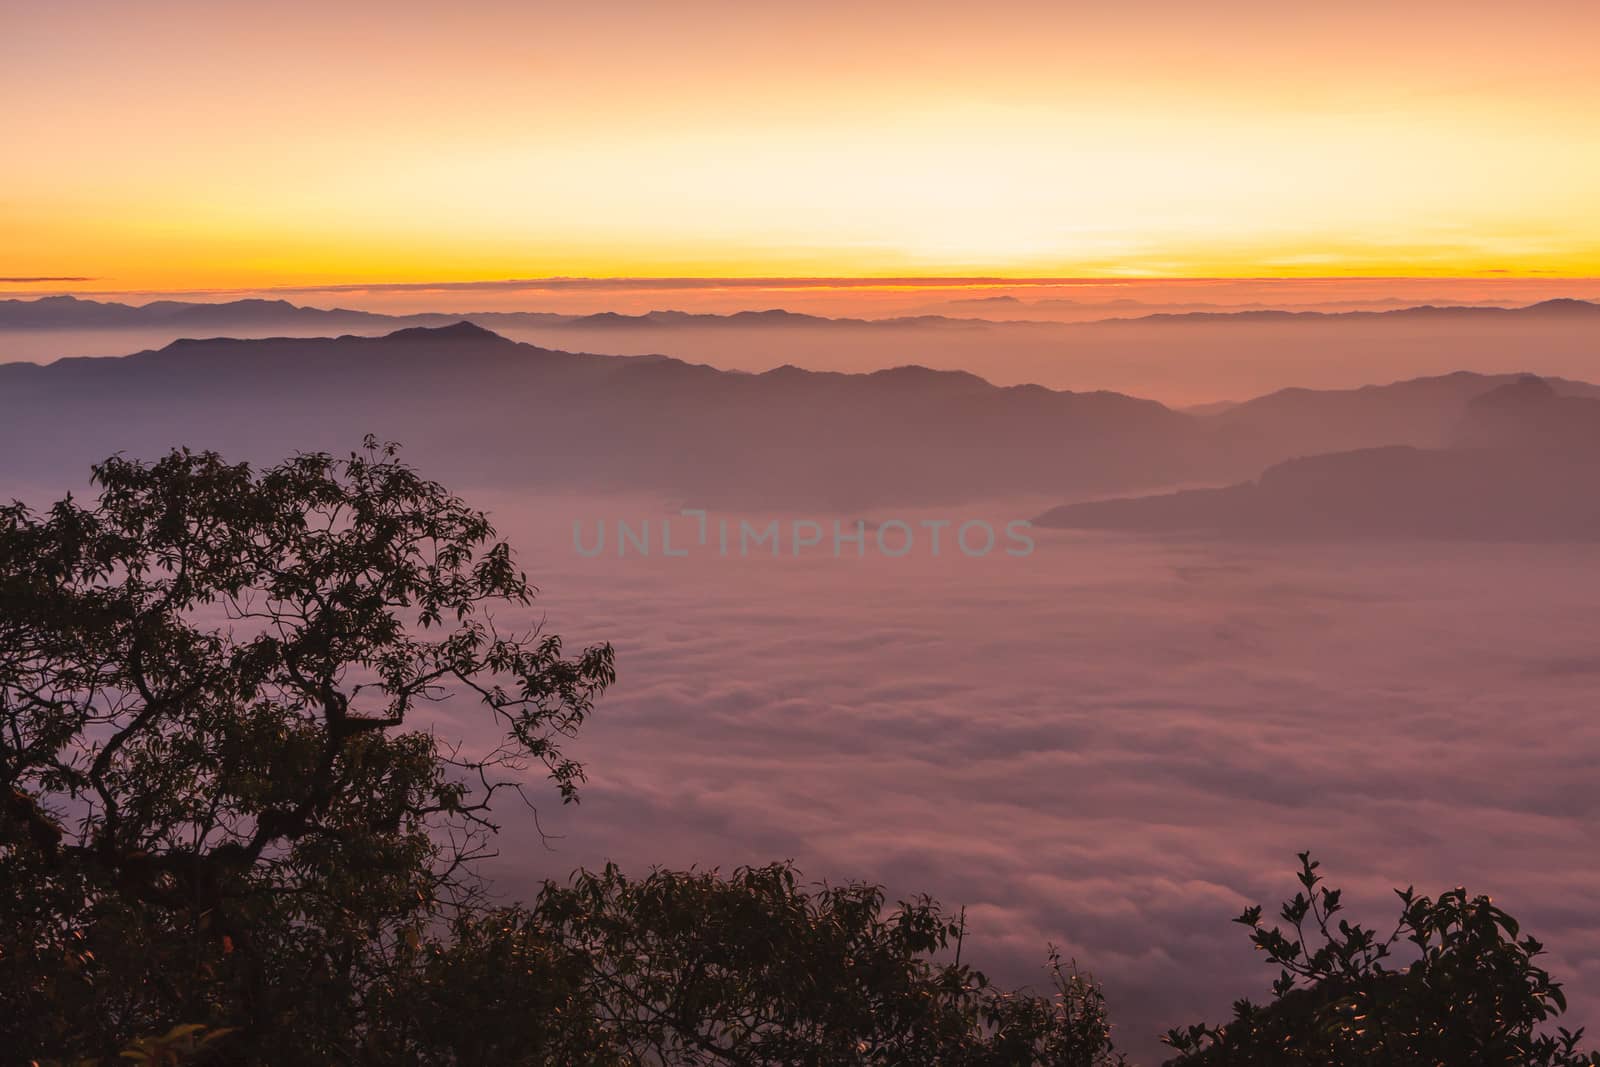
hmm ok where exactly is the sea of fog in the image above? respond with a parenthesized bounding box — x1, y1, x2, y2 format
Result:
(391, 491, 1600, 1064)
(6, 470, 1594, 1062)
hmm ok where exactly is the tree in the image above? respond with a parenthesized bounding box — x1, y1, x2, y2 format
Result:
(1162, 853, 1597, 1067)
(367, 863, 1123, 1065)
(0, 439, 615, 1062)
(0, 441, 1121, 1066)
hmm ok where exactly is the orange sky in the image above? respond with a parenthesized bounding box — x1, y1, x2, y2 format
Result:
(5, 0, 1599, 290)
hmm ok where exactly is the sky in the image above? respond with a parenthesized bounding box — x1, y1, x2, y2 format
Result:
(4, 0, 1600, 290)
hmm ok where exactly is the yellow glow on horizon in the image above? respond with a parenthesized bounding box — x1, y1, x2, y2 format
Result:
(5, 1, 1600, 290)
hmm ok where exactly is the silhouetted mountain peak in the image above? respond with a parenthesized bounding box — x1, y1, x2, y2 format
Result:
(866, 364, 988, 387)
(1468, 375, 1556, 412)
(382, 321, 507, 343)
(1525, 298, 1600, 315)
(1451, 374, 1600, 453)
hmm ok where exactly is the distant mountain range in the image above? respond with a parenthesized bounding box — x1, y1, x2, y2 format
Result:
(1038, 377, 1600, 540)
(0, 295, 995, 332)
(5, 321, 1600, 528)
(1125, 298, 1600, 325)
(3, 293, 1597, 333)
(7, 295, 1600, 406)
(0, 323, 1196, 507)
(1202, 370, 1600, 458)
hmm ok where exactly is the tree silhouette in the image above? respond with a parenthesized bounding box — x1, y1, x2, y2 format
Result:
(1163, 854, 1596, 1066)
(0, 442, 1120, 1065)
(1, 439, 614, 1061)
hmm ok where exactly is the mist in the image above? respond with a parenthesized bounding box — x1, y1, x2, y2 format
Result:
(441, 492, 1600, 1063)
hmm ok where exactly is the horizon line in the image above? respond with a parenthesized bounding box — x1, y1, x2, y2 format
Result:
(5, 273, 1600, 301)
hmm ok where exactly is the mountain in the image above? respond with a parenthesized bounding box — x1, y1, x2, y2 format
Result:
(7, 296, 1599, 406)
(514, 308, 988, 329)
(0, 324, 1203, 508)
(1199, 370, 1600, 460)
(1123, 298, 1600, 325)
(0, 294, 406, 330)
(0, 296, 990, 333)
(1452, 374, 1600, 452)
(10, 324, 1600, 519)
(1037, 377, 1600, 540)
(6, 294, 1596, 334)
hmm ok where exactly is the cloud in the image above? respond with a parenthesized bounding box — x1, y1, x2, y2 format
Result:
(424, 495, 1600, 1062)
(254, 277, 1122, 295)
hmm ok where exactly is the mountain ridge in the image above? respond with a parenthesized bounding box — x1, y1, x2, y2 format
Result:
(4, 294, 1597, 335)
(7, 324, 1600, 518)
(1036, 375, 1600, 540)
(0, 324, 1199, 507)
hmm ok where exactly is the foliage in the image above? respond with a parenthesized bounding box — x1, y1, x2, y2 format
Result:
(1163, 853, 1597, 1067)
(0, 440, 614, 1063)
(0, 441, 1120, 1066)
(367, 862, 1123, 1065)
(116, 1024, 237, 1066)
